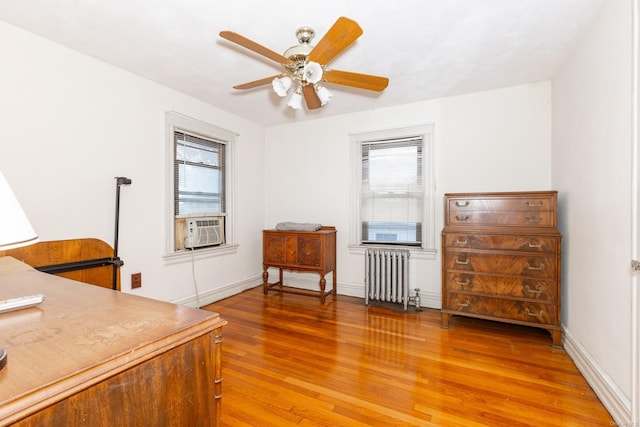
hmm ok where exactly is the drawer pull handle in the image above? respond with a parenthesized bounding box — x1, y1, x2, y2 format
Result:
(455, 299, 471, 307)
(524, 262, 545, 271)
(455, 215, 470, 221)
(527, 201, 543, 207)
(526, 216, 543, 223)
(455, 201, 470, 207)
(454, 278, 471, 286)
(455, 258, 470, 265)
(526, 308, 544, 318)
(527, 239, 542, 248)
(525, 285, 543, 295)
(456, 237, 468, 245)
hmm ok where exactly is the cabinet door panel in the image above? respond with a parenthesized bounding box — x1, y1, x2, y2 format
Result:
(264, 234, 286, 264)
(297, 237, 321, 266)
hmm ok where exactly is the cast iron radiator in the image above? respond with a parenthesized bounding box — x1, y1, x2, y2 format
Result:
(364, 248, 420, 311)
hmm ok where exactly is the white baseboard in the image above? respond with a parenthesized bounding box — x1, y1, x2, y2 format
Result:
(562, 326, 631, 424)
(173, 274, 262, 308)
(174, 271, 444, 311)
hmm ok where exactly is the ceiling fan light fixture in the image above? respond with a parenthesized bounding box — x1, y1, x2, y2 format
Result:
(272, 76, 292, 97)
(287, 86, 303, 110)
(221, 17, 389, 113)
(316, 85, 332, 106)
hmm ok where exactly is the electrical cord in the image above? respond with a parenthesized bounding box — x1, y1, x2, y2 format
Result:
(189, 247, 202, 309)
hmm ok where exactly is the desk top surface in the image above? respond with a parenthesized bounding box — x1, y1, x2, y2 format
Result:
(0, 256, 225, 423)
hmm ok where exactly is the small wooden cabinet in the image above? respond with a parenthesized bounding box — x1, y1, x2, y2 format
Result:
(441, 191, 562, 347)
(263, 226, 337, 303)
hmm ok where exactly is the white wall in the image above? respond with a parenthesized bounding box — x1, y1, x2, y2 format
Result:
(552, 0, 632, 420)
(0, 21, 266, 304)
(265, 82, 552, 306)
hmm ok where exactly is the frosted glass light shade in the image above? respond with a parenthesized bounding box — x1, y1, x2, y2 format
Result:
(287, 89, 303, 110)
(0, 170, 38, 250)
(272, 76, 292, 97)
(303, 61, 323, 84)
(316, 86, 332, 106)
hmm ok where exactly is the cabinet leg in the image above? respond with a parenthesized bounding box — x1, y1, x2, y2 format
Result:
(319, 275, 326, 304)
(441, 312, 450, 329)
(262, 268, 268, 295)
(551, 329, 563, 348)
(332, 270, 337, 296)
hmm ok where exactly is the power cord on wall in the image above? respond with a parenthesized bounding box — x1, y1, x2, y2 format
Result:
(189, 247, 202, 309)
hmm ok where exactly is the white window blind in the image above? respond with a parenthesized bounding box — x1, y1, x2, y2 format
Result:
(360, 136, 424, 246)
(174, 130, 226, 216)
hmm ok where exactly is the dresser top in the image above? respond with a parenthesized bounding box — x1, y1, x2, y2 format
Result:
(444, 190, 557, 198)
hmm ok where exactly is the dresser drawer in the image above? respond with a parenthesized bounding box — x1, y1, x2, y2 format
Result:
(444, 273, 556, 301)
(445, 251, 556, 278)
(446, 292, 556, 325)
(446, 193, 556, 227)
(447, 209, 555, 227)
(445, 233, 558, 253)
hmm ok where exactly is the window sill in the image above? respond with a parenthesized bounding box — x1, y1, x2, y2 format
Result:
(163, 243, 239, 265)
(348, 244, 437, 260)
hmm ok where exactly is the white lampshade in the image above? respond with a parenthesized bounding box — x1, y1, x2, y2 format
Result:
(303, 61, 323, 84)
(287, 87, 303, 110)
(0, 170, 38, 250)
(272, 76, 292, 97)
(316, 85, 333, 106)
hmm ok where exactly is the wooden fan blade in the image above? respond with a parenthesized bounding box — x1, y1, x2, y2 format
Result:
(323, 69, 389, 92)
(303, 84, 322, 110)
(233, 74, 284, 90)
(220, 31, 294, 65)
(308, 17, 363, 65)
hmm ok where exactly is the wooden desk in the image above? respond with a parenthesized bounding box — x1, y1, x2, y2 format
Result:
(0, 257, 226, 426)
(262, 226, 337, 303)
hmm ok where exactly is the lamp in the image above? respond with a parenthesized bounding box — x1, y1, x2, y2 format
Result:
(0, 169, 39, 370)
(0, 171, 38, 251)
(271, 26, 333, 110)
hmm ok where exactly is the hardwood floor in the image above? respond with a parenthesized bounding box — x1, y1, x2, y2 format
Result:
(203, 287, 613, 426)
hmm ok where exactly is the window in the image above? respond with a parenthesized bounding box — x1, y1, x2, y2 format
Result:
(166, 112, 236, 256)
(350, 124, 435, 256)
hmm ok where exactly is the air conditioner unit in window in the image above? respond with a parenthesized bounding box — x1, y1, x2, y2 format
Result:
(185, 216, 224, 248)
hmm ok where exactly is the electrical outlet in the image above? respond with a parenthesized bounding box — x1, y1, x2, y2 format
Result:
(131, 273, 142, 289)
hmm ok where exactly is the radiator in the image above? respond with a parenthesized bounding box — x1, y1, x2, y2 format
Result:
(364, 248, 420, 311)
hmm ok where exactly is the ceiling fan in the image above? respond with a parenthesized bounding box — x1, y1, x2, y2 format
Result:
(219, 17, 389, 111)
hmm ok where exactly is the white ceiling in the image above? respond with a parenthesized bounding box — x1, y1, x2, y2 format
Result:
(0, 0, 603, 126)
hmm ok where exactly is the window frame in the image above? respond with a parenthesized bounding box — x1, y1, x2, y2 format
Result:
(164, 111, 238, 259)
(349, 124, 436, 259)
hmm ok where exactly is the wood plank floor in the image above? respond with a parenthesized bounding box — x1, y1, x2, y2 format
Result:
(203, 287, 614, 426)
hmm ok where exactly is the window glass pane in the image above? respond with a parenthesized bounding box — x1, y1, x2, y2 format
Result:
(362, 221, 422, 244)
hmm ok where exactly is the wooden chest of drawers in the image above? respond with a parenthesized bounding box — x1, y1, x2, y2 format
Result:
(263, 226, 337, 303)
(441, 191, 562, 346)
